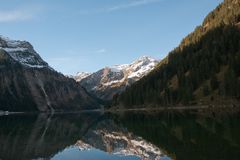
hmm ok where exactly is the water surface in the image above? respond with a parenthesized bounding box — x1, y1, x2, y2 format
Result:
(0, 111, 239, 160)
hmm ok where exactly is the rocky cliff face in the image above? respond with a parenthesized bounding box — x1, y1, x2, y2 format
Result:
(0, 36, 48, 68)
(0, 36, 99, 112)
(73, 56, 159, 101)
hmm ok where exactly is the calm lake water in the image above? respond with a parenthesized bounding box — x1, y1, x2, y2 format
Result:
(0, 111, 239, 160)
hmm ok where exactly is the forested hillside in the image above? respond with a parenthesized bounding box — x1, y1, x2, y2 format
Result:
(114, 0, 240, 107)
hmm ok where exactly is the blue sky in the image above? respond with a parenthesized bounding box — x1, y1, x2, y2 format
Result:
(0, 0, 223, 75)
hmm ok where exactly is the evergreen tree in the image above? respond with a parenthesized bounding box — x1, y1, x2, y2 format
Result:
(203, 85, 210, 96)
(210, 75, 219, 90)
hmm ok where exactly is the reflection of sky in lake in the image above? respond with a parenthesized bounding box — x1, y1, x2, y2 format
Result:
(51, 147, 141, 160)
(161, 156, 172, 160)
(51, 147, 172, 160)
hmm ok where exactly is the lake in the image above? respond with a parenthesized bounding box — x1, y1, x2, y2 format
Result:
(0, 110, 239, 160)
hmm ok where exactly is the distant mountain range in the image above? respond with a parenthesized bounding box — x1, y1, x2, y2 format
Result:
(71, 56, 159, 101)
(0, 36, 99, 112)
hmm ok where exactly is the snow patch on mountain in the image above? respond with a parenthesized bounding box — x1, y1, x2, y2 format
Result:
(0, 35, 49, 68)
(110, 64, 129, 71)
(102, 78, 125, 86)
(0, 36, 23, 47)
(73, 56, 159, 100)
(127, 56, 158, 79)
(74, 72, 92, 82)
(109, 67, 121, 73)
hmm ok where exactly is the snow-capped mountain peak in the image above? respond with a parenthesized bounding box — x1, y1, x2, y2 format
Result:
(74, 72, 92, 82)
(73, 56, 159, 100)
(126, 56, 158, 79)
(110, 64, 129, 72)
(133, 55, 155, 62)
(0, 35, 48, 68)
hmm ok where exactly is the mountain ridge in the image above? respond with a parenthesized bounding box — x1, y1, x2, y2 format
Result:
(72, 56, 159, 101)
(0, 36, 100, 112)
(0, 35, 49, 68)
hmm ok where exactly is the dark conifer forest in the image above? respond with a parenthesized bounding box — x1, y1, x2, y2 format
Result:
(114, 0, 240, 107)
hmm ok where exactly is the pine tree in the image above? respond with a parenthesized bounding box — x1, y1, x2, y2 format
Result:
(210, 75, 219, 90)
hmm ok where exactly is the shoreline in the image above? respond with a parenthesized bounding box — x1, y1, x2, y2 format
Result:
(106, 104, 240, 113)
(0, 111, 25, 116)
(1, 105, 239, 116)
(0, 109, 103, 116)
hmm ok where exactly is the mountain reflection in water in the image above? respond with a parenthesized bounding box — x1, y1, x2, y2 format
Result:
(0, 111, 240, 160)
